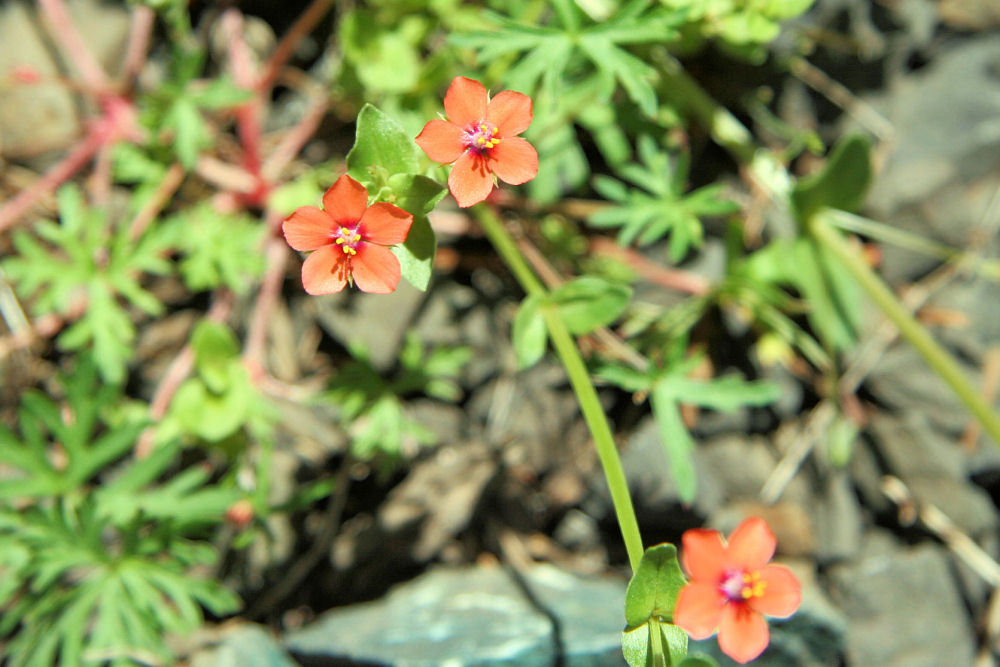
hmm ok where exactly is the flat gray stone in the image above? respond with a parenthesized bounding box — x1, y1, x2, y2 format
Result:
(284, 565, 627, 667)
(829, 532, 976, 667)
(190, 624, 299, 667)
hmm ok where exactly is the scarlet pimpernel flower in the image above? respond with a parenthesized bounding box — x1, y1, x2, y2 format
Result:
(282, 174, 413, 295)
(416, 76, 538, 208)
(674, 517, 801, 664)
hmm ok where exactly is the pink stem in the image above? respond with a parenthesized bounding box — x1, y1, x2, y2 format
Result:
(128, 163, 185, 241)
(258, 0, 335, 93)
(122, 5, 155, 85)
(136, 291, 235, 457)
(262, 94, 328, 184)
(37, 0, 111, 92)
(243, 233, 289, 379)
(0, 129, 104, 233)
(222, 10, 264, 180)
(88, 141, 114, 207)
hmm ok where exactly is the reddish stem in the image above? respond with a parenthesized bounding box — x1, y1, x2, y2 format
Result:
(262, 94, 329, 184)
(589, 238, 711, 295)
(122, 5, 155, 85)
(243, 233, 289, 378)
(222, 9, 268, 205)
(258, 0, 335, 93)
(0, 129, 104, 232)
(128, 163, 185, 241)
(37, 0, 111, 92)
(136, 291, 235, 458)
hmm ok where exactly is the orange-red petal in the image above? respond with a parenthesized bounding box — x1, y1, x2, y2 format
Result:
(488, 136, 538, 186)
(681, 528, 727, 582)
(486, 90, 533, 137)
(359, 203, 413, 246)
(351, 243, 401, 294)
(726, 517, 776, 570)
(444, 76, 487, 129)
(749, 564, 801, 618)
(301, 245, 348, 295)
(718, 604, 769, 664)
(283, 206, 333, 251)
(322, 174, 368, 226)
(448, 151, 494, 208)
(416, 119, 466, 164)
(673, 582, 726, 639)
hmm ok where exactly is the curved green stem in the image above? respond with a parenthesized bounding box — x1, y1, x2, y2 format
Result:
(812, 213, 1000, 447)
(474, 205, 644, 571)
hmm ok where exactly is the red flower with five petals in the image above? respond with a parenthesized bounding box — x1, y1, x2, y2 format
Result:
(674, 517, 802, 664)
(416, 76, 538, 208)
(282, 175, 413, 295)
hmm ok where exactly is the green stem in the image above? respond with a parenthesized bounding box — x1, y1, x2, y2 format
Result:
(812, 213, 1000, 447)
(475, 205, 645, 571)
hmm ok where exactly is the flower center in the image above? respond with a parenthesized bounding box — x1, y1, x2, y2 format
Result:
(332, 225, 362, 255)
(464, 121, 501, 154)
(721, 569, 766, 602)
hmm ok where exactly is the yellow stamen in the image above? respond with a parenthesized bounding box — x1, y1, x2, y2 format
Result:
(740, 571, 766, 599)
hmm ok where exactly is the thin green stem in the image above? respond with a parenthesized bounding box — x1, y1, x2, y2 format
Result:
(474, 205, 644, 571)
(812, 212, 1000, 448)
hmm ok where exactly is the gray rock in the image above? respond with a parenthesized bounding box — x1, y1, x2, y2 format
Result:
(867, 354, 981, 435)
(284, 564, 628, 666)
(190, 624, 299, 667)
(868, 411, 966, 479)
(0, 2, 80, 157)
(0, 0, 131, 158)
(860, 36, 1000, 282)
(867, 411, 998, 536)
(829, 531, 976, 666)
(310, 281, 426, 372)
(811, 471, 864, 564)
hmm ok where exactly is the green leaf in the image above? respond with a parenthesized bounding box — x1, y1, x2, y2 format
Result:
(388, 173, 447, 217)
(391, 215, 436, 291)
(346, 104, 420, 187)
(625, 543, 687, 627)
(550, 276, 632, 335)
(166, 97, 205, 170)
(791, 134, 873, 225)
(187, 76, 253, 109)
(512, 295, 548, 369)
(190, 321, 240, 393)
(622, 620, 690, 667)
(662, 376, 781, 411)
(622, 623, 654, 667)
(676, 654, 721, 667)
(651, 382, 698, 504)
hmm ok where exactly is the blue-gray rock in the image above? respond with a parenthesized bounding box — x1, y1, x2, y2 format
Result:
(190, 624, 300, 667)
(284, 565, 628, 666)
(828, 531, 976, 666)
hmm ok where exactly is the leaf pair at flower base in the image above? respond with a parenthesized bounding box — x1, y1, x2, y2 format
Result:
(623, 518, 802, 666)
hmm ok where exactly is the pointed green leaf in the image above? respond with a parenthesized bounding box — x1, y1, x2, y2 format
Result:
(550, 276, 632, 335)
(346, 104, 420, 187)
(512, 295, 548, 369)
(791, 134, 872, 224)
(625, 544, 687, 627)
(651, 382, 698, 504)
(390, 215, 436, 291)
(191, 321, 240, 393)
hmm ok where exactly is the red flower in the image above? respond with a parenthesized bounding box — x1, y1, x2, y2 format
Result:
(282, 174, 413, 295)
(416, 76, 538, 208)
(674, 517, 801, 664)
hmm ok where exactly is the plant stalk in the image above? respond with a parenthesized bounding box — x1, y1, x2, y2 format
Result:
(475, 205, 644, 571)
(812, 213, 1000, 448)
